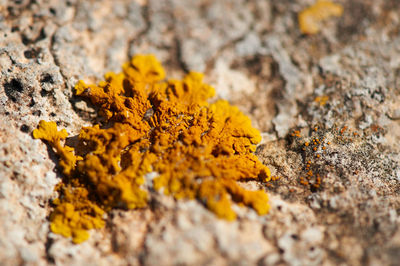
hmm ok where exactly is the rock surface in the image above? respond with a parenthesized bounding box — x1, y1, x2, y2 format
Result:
(1, 0, 400, 265)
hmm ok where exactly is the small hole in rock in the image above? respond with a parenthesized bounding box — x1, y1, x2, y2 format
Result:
(24, 50, 33, 59)
(4, 79, 24, 102)
(29, 98, 36, 107)
(41, 89, 54, 97)
(41, 73, 54, 84)
(24, 48, 41, 59)
(20, 124, 30, 133)
(22, 36, 30, 45)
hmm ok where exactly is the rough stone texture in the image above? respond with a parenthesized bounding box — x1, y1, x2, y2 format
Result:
(1, 0, 400, 265)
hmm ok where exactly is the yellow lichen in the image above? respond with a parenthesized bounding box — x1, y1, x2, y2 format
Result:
(314, 95, 329, 106)
(33, 121, 82, 176)
(298, 0, 343, 35)
(34, 54, 271, 242)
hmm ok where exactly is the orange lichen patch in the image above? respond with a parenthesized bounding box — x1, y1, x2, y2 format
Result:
(291, 130, 301, 138)
(298, 0, 343, 35)
(340, 126, 348, 135)
(34, 54, 271, 243)
(299, 177, 309, 186)
(291, 125, 328, 191)
(314, 95, 329, 106)
(370, 124, 384, 133)
(293, 124, 363, 191)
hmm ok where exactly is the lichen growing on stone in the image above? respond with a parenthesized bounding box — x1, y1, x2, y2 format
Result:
(298, 0, 343, 35)
(33, 54, 271, 243)
(33, 121, 82, 176)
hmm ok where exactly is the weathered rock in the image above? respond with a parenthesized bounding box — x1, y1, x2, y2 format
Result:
(1, 0, 400, 265)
